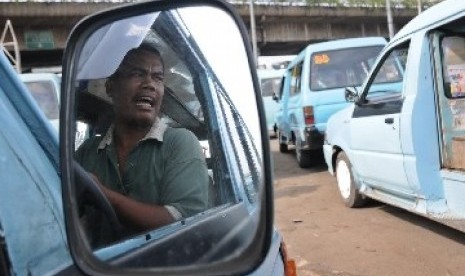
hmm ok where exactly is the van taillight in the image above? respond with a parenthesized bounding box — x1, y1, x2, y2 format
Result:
(303, 106, 314, 125)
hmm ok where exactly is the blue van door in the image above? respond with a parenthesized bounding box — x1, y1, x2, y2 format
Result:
(349, 44, 412, 196)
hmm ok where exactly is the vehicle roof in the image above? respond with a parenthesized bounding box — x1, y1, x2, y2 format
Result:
(301, 36, 386, 54)
(257, 69, 285, 80)
(19, 73, 61, 83)
(392, 0, 465, 41)
(288, 36, 386, 68)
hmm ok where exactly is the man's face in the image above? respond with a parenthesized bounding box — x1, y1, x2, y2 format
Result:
(107, 49, 164, 128)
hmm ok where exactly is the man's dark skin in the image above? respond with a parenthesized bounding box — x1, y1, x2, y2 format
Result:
(91, 47, 174, 231)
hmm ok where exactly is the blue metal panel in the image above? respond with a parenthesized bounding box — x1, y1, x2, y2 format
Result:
(249, 229, 284, 276)
(401, 33, 444, 200)
(0, 53, 71, 274)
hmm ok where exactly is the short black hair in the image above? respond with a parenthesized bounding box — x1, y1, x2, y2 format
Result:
(110, 43, 164, 80)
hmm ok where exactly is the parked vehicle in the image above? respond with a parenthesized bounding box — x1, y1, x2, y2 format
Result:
(258, 68, 284, 137)
(19, 72, 89, 148)
(19, 72, 61, 131)
(0, 0, 295, 275)
(323, 0, 465, 232)
(275, 37, 386, 168)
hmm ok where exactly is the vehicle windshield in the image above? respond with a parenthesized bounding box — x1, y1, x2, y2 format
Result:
(23, 80, 59, 120)
(260, 77, 281, 97)
(310, 45, 383, 91)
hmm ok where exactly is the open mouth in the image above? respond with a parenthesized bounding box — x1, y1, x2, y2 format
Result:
(134, 96, 155, 108)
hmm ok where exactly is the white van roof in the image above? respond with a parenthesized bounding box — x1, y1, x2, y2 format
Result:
(393, 0, 465, 41)
(257, 68, 285, 80)
(19, 73, 61, 83)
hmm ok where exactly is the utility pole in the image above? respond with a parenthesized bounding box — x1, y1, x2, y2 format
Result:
(417, 0, 422, 14)
(249, 0, 258, 68)
(386, 0, 395, 39)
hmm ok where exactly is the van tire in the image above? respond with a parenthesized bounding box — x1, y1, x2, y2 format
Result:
(296, 144, 311, 168)
(335, 151, 366, 208)
(279, 142, 288, 153)
(278, 131, 289, 153)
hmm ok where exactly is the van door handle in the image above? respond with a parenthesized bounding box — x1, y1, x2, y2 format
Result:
(385, 118, 394, 124)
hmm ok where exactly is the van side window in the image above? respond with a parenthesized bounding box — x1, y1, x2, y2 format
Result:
(365, 43, 409, 101)
(278, 76, 285, 99)
(289, 62, 303, 96)
(441, 36, 465, 99)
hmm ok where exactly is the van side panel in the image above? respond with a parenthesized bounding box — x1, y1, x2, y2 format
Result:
(0, 54, 71, 275)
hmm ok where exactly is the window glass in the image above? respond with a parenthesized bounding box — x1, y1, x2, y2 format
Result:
(310, 46, 383, 91)
(215, 80, 260, 207)
(441, 36, 465, 98)
(365, 43, 409, 100)
(260, 77, 281, 97)
(289, 62, 303, 96)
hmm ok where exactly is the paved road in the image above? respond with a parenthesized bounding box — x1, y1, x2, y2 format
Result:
(270, 139, 465, 276)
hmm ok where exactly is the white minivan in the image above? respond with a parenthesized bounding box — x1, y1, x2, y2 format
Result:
(324, 0, 465, 232)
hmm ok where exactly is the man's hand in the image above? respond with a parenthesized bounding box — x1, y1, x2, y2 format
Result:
(88, 173, 175, 232)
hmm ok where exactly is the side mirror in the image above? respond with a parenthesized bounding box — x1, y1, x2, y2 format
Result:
(345, 86, 360, 103)
(60, 1, 273, 275)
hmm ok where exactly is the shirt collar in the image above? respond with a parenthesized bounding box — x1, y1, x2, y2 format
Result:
(97, 118, 167, 150)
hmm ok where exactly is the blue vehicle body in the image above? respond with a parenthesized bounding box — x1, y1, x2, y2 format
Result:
(0, 52, 71, 275)
(323, 0, 465, 232)
(276, 37, 386, 168)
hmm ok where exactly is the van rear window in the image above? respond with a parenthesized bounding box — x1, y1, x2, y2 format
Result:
(260, 77, 281, 97)
(310, 46, 383, 91)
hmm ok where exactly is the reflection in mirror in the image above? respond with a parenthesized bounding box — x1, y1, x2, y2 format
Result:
(71, 5, 263, 267)
(344, 87, 359, 103)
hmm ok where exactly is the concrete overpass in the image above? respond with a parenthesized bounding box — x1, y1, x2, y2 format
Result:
(0, 1, 419, 71)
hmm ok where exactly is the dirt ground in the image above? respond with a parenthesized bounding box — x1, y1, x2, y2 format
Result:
(270, 139, 465, 276)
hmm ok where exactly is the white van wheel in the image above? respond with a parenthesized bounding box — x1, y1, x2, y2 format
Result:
(335, 151, 366, 208)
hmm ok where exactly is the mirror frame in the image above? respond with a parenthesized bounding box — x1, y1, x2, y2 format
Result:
(60, 0, 274, 275)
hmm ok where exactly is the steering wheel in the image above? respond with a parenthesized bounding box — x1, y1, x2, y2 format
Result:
(73, 161, 123, 243)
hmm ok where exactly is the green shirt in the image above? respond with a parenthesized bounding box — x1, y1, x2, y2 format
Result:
(75, 119, 209, 219)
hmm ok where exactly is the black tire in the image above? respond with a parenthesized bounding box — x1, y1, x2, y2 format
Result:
(335, 151, 367, 208)
(296, 143, 311, 168)
(278, 131, 289, 153)
(279, 142, 288, 153)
